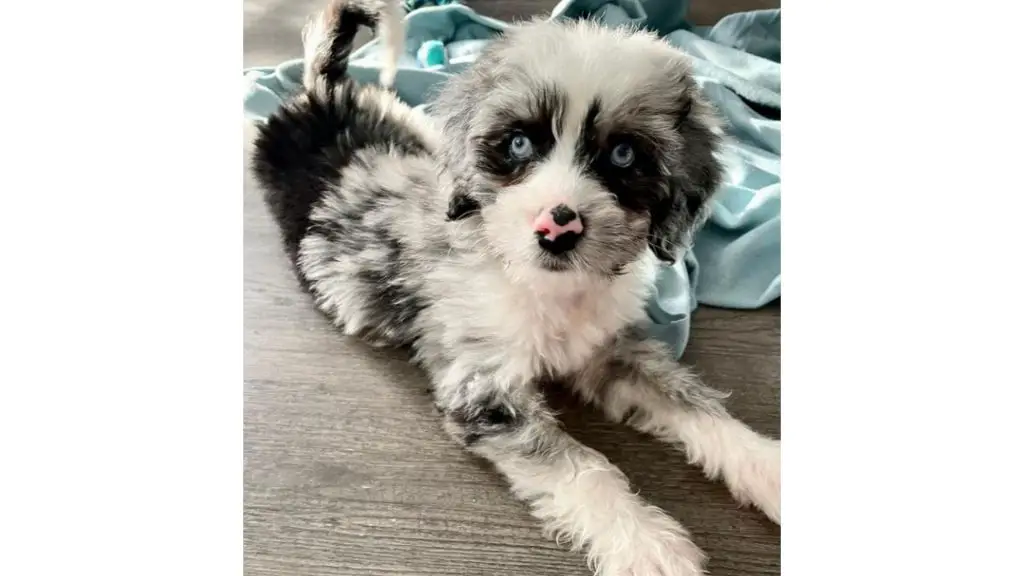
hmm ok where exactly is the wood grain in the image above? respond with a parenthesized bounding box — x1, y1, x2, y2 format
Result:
(244, 2, 780, 574)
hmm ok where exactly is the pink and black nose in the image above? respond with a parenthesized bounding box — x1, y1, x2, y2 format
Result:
(533, 204, 584, 255)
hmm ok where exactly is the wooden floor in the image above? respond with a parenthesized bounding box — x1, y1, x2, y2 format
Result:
(244, 1, 780, 574)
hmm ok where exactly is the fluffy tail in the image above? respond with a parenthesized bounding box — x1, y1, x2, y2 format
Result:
(301, 0, 405, 90)
(251, 0, 411, 269)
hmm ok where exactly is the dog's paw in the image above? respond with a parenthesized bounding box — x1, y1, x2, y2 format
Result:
(596, 537, 707, 576)
(589, 507, 707, 576)
(724, 432, 778, 522)
(736, 436, 780, 524)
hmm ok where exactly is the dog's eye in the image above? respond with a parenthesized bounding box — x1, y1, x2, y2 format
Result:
(609, 142, 635, 168)
(508, 133, 535, 161)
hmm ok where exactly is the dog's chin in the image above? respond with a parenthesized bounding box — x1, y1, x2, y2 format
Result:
(536, 252, 574, 272)
(533, 251, 626, 279)
(501, 250, 586, 282)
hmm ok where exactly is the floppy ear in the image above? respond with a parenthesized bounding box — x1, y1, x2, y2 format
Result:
(648, 179, 719, 264)
(648, 91, 724, 263)
(648, 187, 688, 264)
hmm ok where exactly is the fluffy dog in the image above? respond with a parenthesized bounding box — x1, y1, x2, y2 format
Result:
(251, 1, 780, 573)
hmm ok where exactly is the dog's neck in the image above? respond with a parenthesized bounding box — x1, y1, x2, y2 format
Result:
(480, 252, 659, 379)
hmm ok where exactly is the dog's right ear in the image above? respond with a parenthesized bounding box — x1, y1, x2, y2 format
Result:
(446, 193, 480, 221)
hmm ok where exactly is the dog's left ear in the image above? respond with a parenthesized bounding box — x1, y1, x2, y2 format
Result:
(648, 92, 724, 264)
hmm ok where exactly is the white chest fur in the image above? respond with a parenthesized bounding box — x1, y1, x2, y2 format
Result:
(429, 253, 658, 381)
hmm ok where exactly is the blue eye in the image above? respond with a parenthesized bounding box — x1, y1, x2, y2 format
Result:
(610, 142, 635, 167)
(508, 133, 534, 160)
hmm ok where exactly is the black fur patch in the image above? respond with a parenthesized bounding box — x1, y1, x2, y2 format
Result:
(573, 90, 724, 263)
(251, 83, 429, 266)
(647, 192, 687, 263)
(447, 392, 524, 446)
(576, 98, 669, 215)
(354, 232, 428, 342)
(321, 4, 375, 84)
(446, 193, 480, 221)
(684, 191, 703, 217)
(473, 85, 566, 186)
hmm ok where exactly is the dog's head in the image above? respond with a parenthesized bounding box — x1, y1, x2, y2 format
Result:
(432, 19, 723, 278)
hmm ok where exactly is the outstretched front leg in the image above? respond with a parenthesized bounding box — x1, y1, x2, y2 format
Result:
(573, 329, 781, 524)
(432, 360, 709, 576)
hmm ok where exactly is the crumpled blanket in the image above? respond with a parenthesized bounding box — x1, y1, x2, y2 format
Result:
(243, 0, 781, 358)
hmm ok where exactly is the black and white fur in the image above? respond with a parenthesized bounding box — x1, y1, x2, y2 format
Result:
(251, 1, 780, 574)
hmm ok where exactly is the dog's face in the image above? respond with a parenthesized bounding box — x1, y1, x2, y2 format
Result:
(433, 20, 723, 278)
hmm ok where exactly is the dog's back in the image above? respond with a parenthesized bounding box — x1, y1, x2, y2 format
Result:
(250, 0, 443, 346)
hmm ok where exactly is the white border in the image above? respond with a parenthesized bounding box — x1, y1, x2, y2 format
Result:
(786, 0, 1024, 574)
(1, 1, 241, 574)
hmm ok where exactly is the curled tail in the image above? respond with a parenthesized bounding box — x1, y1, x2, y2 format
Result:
(301, 0, 405, 90)
(251, 0, 417, 268)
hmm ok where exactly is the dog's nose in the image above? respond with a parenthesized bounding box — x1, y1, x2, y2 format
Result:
(533, 204, 583, 255)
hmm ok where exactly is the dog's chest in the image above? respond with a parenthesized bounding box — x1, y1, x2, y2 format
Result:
(483, 277, 648, 377)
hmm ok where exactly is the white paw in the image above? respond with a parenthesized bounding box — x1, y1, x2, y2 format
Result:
(590, 508, 707, 576)
(736, 436, 781, 524)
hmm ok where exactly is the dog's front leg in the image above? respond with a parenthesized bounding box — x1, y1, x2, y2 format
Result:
(573, 331, 781, 524)
(433, 363, 708, 576)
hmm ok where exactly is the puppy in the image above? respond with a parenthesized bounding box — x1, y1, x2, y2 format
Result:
(251, 1, 780, 574)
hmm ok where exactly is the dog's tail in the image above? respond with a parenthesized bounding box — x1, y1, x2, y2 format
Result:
(301, 0, 405, 90)
(252, 0, 409, 268)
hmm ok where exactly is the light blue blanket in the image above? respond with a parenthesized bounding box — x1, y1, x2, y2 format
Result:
(243, 0, 781, 358)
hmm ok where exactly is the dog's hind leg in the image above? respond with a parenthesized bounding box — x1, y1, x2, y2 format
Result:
(572, 330, 782, 525)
